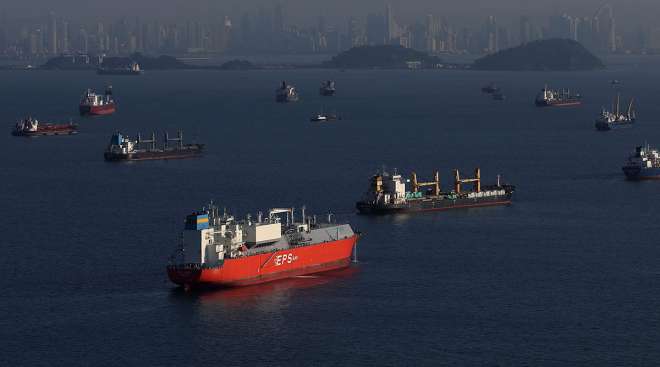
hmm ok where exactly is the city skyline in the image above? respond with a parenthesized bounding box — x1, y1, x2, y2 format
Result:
(1, 1, 659, 60)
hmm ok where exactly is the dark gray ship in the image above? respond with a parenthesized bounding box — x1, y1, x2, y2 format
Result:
(275, 81, 299, 103)
(319, 80, 336, 96)
(104, 131, 203, 161)
(356, 168, 514, 215)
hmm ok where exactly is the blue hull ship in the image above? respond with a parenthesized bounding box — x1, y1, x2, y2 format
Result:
(595, 120, 635, 131)
(622, 145, 660, 180)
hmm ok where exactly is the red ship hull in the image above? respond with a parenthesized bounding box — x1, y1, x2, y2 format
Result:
(12, 123, 78, 136)
(167, 234, 359, 288)
(79, 103, 116, 116)
(536, 100, 582, 107)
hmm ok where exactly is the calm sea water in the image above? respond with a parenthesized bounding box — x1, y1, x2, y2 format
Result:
(2, 59, 660, 366)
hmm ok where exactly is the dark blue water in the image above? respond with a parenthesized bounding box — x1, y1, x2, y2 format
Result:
(2, 61, 660, 366)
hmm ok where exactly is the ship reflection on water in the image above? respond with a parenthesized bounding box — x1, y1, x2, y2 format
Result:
(168, 266, 359, 309)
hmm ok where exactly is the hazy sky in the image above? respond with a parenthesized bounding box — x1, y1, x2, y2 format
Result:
(1, 0, 657, 26)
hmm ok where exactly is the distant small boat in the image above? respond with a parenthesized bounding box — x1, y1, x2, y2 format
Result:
(276, 81, 299, 103)
(493, 91, 506, 100)
(611, 79, 621, 86)
(481, 83, 499, 94)
(310, 110, 340, 122)
(319, 80, 336, 96)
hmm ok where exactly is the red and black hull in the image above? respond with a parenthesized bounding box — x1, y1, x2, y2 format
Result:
(12, 124, 78, 137)
(167, 235, 358, 289)
(535, 100, 582, 107)
(357, 189, 514, 215)
(104, 145, 204, 162)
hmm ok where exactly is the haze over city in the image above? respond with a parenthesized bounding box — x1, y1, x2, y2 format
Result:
(0, 0, 658, 19)
(1, 0, 660, 61)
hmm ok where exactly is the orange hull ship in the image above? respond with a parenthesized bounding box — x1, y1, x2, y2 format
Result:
(167, 206, 359, 289)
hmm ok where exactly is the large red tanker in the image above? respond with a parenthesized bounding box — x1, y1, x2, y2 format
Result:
(167, 206, 359, 289)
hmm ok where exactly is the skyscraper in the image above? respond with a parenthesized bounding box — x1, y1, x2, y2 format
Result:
(366, 13, 385, 45)
(385, 3, 399, 43)
(49, 12, 57, 55)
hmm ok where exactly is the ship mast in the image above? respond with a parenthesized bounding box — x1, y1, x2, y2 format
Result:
(627, 98, 635, 118)
(616, 93, 620, 116)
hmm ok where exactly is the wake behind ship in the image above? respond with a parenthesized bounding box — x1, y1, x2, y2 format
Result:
(167, 205, 359, 289)
(356, 168, 514, 215)
(104, 131, 203, 161)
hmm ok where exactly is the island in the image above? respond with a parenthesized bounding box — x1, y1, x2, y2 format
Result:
(322, 45, 443, 69)
(473, 39, 605, 71)
(101, 53, 187, 70)
(42, 52, 189, 70)
(219, 59, 256, 70)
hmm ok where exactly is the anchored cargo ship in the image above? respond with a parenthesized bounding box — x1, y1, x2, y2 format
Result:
(12, 116, 78, 136)
(104, 131, 203, 161)
(356, 168, 514, 215)
(167, 205, 359, 289)
(80, 86, 116, 116)
(622, 145, 660, 180)
(595, 94, 636, 131)
(535, 85, 581, 107)
(276, 81, 299, 103)
(97, 62, 143, 75)
(320, 80, 336, 96)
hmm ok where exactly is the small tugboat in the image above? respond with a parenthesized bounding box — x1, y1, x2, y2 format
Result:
(104, 131, 204, 161)
(11, 116, 78, 136)
(80, 86, 116, 116)
(595, 94, 636, 131)
(622, 144, 660, 180)
(535, 85, 581, 107)
(310, 112, 340, 122)
(319, 80, 336, 96)
(310, 108, 340, 122)
(310, 113, 328, 122)
(97, 62, 143, 75)
(275, 81, 299, 103)
(481, 83, 499, 94)
(356, 167, 514, 215)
